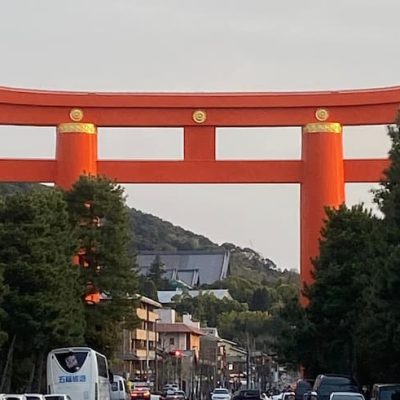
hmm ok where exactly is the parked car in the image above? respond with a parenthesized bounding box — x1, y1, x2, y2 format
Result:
(233, 390, 261, 400)
(1, 396, 26, 400)
(165, 391, 186, 400)
(44, 395, 72, 400)
(282, 392, 296, 400)
(310, 374, 359, 400)
(330, 393, 365, 400)
(296, 380, 313, 400)
(212, 389, 231, 400)
(371, 384, 400, 400)
(3, 395, 45, 400)
(131, 387, 151, 400)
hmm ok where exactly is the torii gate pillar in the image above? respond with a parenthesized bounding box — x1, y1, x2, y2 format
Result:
(55, 118, 98, 189)
(301, 121, 345, 303)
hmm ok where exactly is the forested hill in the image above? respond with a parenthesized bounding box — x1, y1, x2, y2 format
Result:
(130, 208, 299, 284)
(0, 183, 298, 284)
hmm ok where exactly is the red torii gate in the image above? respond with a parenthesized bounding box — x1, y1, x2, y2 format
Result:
(0, 85, 397, 297)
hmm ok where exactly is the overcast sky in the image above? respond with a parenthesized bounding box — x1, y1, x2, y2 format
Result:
(0, 0, 399, 271)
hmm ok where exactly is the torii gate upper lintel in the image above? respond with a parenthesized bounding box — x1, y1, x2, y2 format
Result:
(0, 85, 397, 299)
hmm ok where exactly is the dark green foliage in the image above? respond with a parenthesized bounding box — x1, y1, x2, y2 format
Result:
(305, 204, 379, 376)
(64, 176, 138, 356)
(137, 277, 159, 301)
(0, 256, 7, 347)
(249, 287, 273, 312)
(375, 122, 400, 239)
(0, 189, 85, 392)
(218, 310, 276, 351)
(173, 292, 247, 327)
(360, 121, 400, 382)
(273, 296, 316, 375)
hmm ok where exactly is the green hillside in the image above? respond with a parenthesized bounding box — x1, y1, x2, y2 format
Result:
(130, 208, 299, 284)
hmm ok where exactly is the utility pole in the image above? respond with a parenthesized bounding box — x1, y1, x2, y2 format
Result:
(246, 331, 251, 389)
(246, 346, 250, 389)
(154, 319, 160, 391)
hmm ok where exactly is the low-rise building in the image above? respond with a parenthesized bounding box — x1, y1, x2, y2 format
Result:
(156, 310, 204, 397)
(118, 295, 162, 381)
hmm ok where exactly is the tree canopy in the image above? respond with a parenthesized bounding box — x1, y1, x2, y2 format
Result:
(0, 189, 85, 392)
(65, 176, 138, 355)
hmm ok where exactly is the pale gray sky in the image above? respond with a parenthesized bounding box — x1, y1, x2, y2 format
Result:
(0, 0, 398, 270)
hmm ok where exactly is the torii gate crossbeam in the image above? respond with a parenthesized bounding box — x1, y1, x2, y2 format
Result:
(0, 85, 397, 300)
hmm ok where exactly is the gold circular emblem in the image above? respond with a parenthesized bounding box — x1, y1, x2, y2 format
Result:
(70, 108, 84, 122)
(315, 108, 329, 122)
(192, 110, 207, 124)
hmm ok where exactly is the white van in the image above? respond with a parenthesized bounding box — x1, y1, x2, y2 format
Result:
(110, 375, 129, 400)
(44, 395, 73, 400)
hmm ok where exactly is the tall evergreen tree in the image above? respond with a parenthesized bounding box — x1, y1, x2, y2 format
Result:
(361, 119, 400, 382)
(0, 259, 7, 348)
(249, 287, 272, 312)
(0, 189, 85, 392)
(137, 277, 159, 301)
(147, 255, 171, 290)
(304, 205, 379, 377)
(147, 254, 165, 290)
(64, 176, 138, 357)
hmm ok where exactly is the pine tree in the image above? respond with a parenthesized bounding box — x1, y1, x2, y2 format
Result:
(138, 277, 159, 301)
(147, 255, 170, 290)
(249, 287, 271, 312)
(0, 189, 85, 392)
(64, 176, 138, 357)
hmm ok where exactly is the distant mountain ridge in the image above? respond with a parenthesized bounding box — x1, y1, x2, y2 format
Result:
(0, 183, 298, 284)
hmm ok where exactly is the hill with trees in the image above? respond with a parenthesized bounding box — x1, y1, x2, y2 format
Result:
(130, 208, 299, 284)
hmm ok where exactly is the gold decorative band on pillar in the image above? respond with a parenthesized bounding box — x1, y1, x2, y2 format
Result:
(57, 123, 97, 134)
(303, 122, 342, 134)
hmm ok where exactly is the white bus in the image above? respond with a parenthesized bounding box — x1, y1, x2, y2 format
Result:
(47, 347, 111, 400)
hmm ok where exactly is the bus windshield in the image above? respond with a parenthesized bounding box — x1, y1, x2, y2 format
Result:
(54, 351, 89, 373)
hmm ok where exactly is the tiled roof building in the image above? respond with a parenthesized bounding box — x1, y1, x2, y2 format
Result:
(137, 250, 230, 287)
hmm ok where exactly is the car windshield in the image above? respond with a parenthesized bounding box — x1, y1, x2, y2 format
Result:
(379, 388, 400, 400)
(331, 395, 364, 400)
(320, 385, 358, 396)
(214, 390, 229, 395)
(45, 397, 65, 400)
(242, 391, 260, 398)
